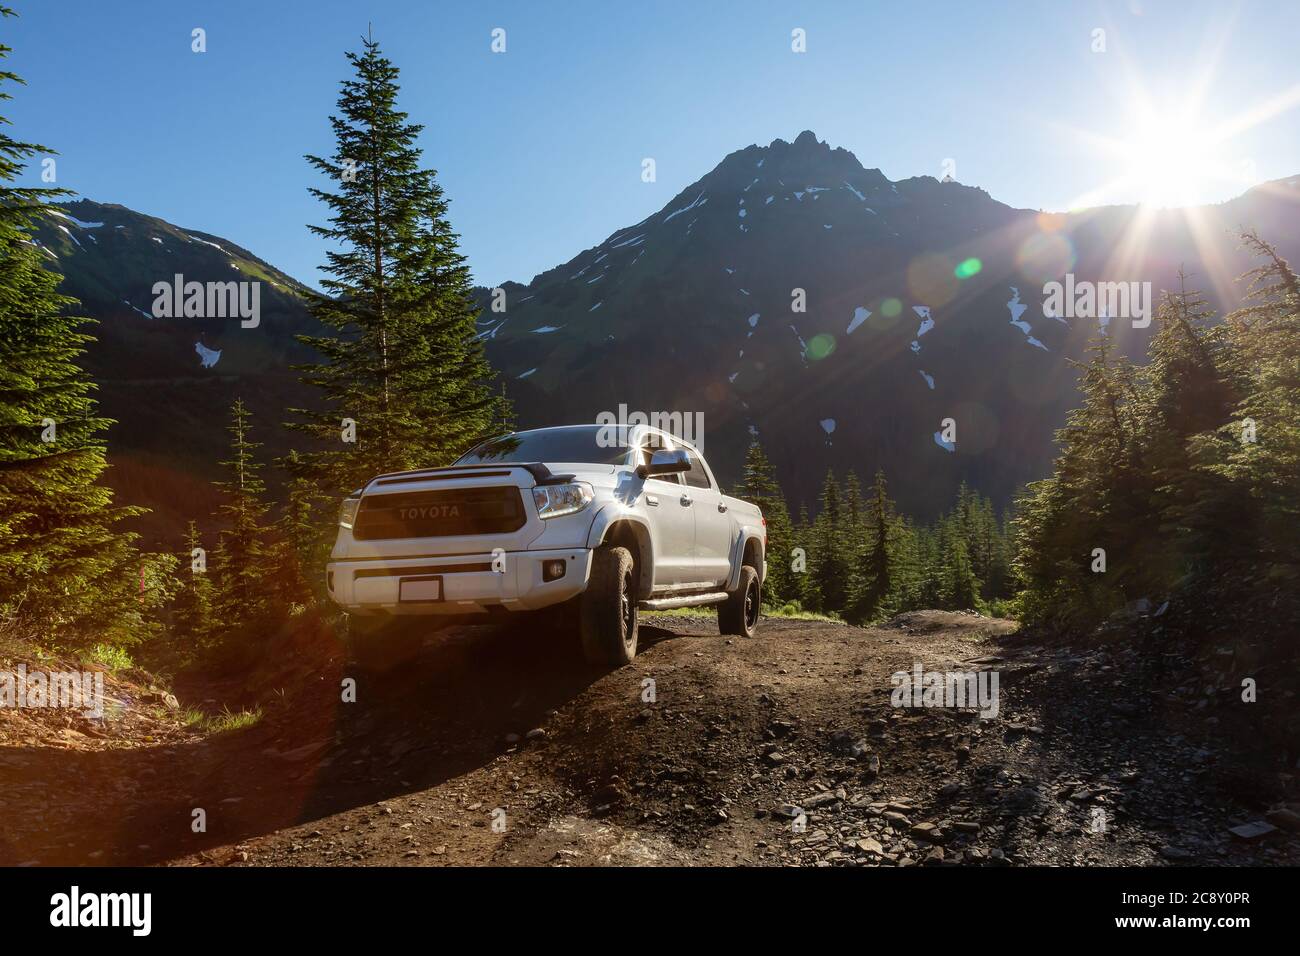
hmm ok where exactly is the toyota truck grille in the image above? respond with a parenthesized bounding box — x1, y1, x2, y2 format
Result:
(352, 486, 526, 540)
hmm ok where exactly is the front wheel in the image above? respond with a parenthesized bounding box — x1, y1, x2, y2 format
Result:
(579, 545, 638, 667)
(718, 565, 760, 638)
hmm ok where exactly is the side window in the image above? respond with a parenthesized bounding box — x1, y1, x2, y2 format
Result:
(640, 433, 681, 485)
(682, 449, 712, 489)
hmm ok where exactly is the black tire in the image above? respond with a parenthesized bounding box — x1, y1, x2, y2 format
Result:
(719, 565, 761, 638)
(579, 545, 638, 667)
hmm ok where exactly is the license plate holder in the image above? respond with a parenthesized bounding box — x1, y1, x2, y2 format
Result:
(398, 575, 443, 603)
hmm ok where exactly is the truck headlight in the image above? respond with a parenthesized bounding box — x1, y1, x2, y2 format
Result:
(338, 495, 361, 529)
(532, 482, 593, 519)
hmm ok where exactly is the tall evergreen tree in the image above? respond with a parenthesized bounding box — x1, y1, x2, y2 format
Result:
(937, 516, 980, 609)
(806, 470, 848, 612)
(1014, 335, 1146, 626)
(735, 440, 795, 604)
(1134, 280, 1236, 587)
(794, 502, 813, 608)
(209, 399, 279, 657)
(277, 461, 332, 607)
(0, 10, 149, 646)
(1185, 235, 1300, 596)
(846, 469, 897, 622)
(170, 521, 213, 651)
(287, 33, 502, 496)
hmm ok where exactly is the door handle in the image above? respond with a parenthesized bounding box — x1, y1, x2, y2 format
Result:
(680, 495, 692, 506)
(717, 502, 728, 513)
(646, 494, 659, 507)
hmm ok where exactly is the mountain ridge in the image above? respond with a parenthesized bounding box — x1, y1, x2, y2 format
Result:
(471, 131, 1300, 513)
(28, 133, 1300, 534)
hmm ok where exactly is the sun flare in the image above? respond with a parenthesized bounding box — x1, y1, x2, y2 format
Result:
(1122, 113, 1232, 208)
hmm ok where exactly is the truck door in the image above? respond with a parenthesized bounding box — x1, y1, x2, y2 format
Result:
(679, 445, 733, 586)
(638, 434, 696, 586)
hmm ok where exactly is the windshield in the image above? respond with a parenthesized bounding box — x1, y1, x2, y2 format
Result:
(455, 426, 632, 466)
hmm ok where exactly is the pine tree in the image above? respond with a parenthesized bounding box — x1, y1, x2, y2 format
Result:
(0, 11, 149, 647)
(735, 440, 795, 604)
(171, 521, 213, 651)
(1133, 280, 1236, 588)
(1013, 335, 1146, 626)
(846, 469, 896, 622)
(209, 399, 279, 657)
(840, 470, 867, 588)
(807, 470, 848, 612)
(1185, 235, 1300, 598)
(287, 33, 502, 496)
(890, 515, 925, 612)
(937, 516, 980, 609)
(794, 503, 813, 609)
(277, 461, 331, 607)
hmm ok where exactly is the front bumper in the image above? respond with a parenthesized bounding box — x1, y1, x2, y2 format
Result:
(327, 548, 594, 615)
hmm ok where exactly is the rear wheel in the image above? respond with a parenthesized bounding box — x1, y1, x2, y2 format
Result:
(718, 565, 760, 638)
(579, 545, 638, 667)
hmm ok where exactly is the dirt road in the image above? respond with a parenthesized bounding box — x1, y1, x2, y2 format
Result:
(1, 611, 1295, 866)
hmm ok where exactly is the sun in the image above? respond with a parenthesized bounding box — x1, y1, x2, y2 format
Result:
(1122, 111, 1231, 209)
(1051, 42, 1300, 213)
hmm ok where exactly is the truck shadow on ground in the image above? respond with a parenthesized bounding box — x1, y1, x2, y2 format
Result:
(0, 618, 682, 866)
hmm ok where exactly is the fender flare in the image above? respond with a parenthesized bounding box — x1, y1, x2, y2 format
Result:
(586, 506, 655, 595)
(727, 530, 766, 592)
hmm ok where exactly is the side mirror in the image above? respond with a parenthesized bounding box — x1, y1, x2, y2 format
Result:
(636, 448, 690, 479)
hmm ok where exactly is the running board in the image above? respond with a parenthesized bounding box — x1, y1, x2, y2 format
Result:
(640, 591, 729, 610)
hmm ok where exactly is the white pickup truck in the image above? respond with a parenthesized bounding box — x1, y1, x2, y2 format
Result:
(327, 424, 766, 666)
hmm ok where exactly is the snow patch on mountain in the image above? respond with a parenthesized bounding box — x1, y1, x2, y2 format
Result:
(663, 191, 708, 223)
(194, 341, 221, 368)
(56, 224, 82, 248)
(54, 211, 104, 229)
(188, 234, 228, 254)
(1007, 286, 1049, 350)
(123, 299, 153, 320)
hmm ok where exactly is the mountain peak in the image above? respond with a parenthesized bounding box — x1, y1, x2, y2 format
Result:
(701, 131, 879, 189)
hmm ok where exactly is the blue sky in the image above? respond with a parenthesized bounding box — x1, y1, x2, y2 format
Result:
(9, 0, 1300, 288)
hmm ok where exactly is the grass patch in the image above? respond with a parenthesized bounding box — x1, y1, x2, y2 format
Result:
(762, 602, 843, 623)
(184, 705, 263, 734)
(643, 601, 843, 624)
(85, 642, 134, 674)
(643, 605, 718, 619)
